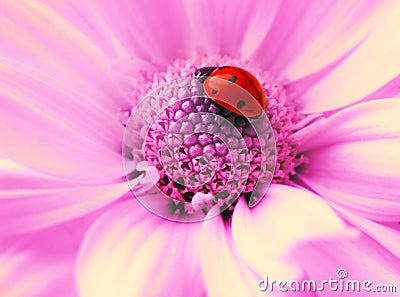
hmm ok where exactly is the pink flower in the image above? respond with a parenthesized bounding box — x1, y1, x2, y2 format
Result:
(1, 1, 400, 296)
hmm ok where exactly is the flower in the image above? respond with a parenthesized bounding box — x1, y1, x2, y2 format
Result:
(1, 1, 400, 297)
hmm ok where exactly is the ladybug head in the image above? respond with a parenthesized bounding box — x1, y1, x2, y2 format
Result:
(195, 66, 217, 83)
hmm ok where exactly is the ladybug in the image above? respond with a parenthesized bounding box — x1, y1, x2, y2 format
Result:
(195, 66, 266, 118)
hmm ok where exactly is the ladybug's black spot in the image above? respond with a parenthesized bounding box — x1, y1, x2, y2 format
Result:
(228, 75, 237, 84)
(237, 100, 246, 109)
(212, 88, 218, 94)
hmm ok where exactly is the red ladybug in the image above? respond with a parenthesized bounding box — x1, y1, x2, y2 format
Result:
(195, 66, 266, 117)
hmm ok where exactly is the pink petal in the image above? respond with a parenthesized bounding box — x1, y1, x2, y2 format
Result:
(0, 58, 123, 150)
(358, 74, 400, 103)
(0, 1, 127, 108)
(89, 0, 191, 63)
(201, 210, 319, 297)
(111, 57, 159, 104)
(298, 99, 400, 221)
(286, 44, 360, 101)
(298, 3, 400, 113)
(0, 60, 126, 181)
(40, 0, 120, 58)
(0, 93, 123, 181)
(322, 74, 400, 114)
(76, 200, 205, 297)
(0, 159, 77, 190)
(297, 99, 400, 151)
(0, 2, 131, 181)
(186, 0, 271, 57)
(252, 0, 396, 79)
(0, 223, 83, 297)
(0, 168, 129, 235)
(295, 233, 400, 297)
(241, 1, 282, 58)
(231, 185, 352, 281)
(335, 207, 400, 260)
(200, 213, 262, 297)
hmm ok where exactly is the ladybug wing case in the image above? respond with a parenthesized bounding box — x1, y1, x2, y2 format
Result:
(203, 67, 266, 118)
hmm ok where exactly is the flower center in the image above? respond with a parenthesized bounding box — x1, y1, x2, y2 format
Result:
(123, 55, 303, 221)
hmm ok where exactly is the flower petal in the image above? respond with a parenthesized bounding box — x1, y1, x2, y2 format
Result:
(76, 199, 205, 297)
(200, 213, 264, 297)
(232, 185, 352, 281)
(298, 3, 400, 112)
(360, 74, 400, 102)
(0, 58, 124, 151)
(0, 92, 124, 181)
(241, 0, 282, 58)
(0, 1, 127, 108)
(295, 233, 400, 296)
(0, 159, 77, 190)
(334, 206, 400, 260)
(0, 166, 129, 235)
(0, 59, 127, 182)
(298, 98, 400, 151)
(0, 2, 129, 181)
(298, 99, 400, 221)
(40, 0, 120, 57)
(186, 0, 273, 58)
(89, 0, 191, 63)
(252, 0, 397, 79)
(0, 223, 83, 297)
